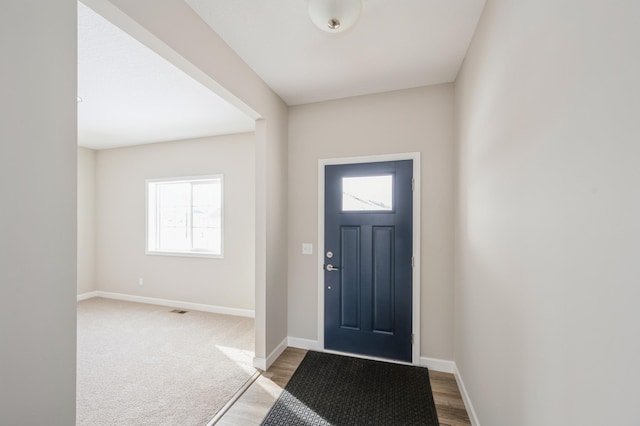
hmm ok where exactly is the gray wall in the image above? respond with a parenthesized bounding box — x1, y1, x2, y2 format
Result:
(0, 1, 77, 423)
(288, 85, 455, 360)
(78, 147, 96, 295)
(454, 0, 640, 424)
(94, 134, 255, 310)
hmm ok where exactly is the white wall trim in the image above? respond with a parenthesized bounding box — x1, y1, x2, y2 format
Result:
(251, 357, 267, 372)
(79, 291, 255, 318)
(253, 337, 288, 371)
(317, 152, 422, 365)
(454, 364, 481, 426)
(287, 337, 456, 373)
(419, 357, 455, 373)
(286, 340, 452, 373)
(77, 291, 99, 301)
(287, 337, 322, 351)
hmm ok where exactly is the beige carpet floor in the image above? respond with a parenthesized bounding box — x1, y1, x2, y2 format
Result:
(77, 297, 255, 426)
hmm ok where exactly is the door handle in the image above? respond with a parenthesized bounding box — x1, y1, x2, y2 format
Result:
(325, 264, 340, 272)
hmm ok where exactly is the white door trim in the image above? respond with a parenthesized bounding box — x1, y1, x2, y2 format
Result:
(317, 152, 421, 365)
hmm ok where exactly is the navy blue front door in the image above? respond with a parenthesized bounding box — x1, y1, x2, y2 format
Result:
(324, 160, 413, 362)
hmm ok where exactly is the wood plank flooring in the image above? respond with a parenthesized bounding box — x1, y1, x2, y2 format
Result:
(429, 370, 472, 426)
(216, 348, 471, 426)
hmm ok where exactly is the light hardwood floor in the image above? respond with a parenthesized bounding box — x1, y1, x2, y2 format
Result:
(216, 348, 471, 426)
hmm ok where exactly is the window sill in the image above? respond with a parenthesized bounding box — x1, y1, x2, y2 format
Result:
(145, 250, 223, 259)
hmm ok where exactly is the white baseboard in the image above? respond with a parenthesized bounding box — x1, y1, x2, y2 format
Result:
(252, 357, 266, 371)
(287, 338, 456, 373)
(253, 336, 318, 371)
(454, 364, 480, 426)
(420, 356, 455, 373)
(253, 336, 288, 371)
(287, 337, 322, 351)
(77, 290, 255, 318)
(77, 291, 99, 301)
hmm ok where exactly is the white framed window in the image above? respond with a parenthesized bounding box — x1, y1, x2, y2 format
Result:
(146, 175, 223, 258)
(342, 175, 394, 211)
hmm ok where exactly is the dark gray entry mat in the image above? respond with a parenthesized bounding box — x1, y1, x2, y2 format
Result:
(261, 351, 439, 426)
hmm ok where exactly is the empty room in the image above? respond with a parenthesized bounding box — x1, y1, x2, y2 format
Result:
(74, 2, 260, 423)
(2, 0, 639, 425)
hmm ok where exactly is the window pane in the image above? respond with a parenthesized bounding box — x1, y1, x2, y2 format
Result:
(193, 182, 217, 207)
(158, 183, 190, 250)
(342, 175, 393, 211)
(192, 228, 221, 253)
(192, 181, 221, 253)
(193, 205, 216, 228)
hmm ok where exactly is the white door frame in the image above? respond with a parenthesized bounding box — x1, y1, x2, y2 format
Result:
(317, 152, 421, 365)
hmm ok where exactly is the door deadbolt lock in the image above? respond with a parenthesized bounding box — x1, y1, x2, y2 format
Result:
(326, 251, 333, 258)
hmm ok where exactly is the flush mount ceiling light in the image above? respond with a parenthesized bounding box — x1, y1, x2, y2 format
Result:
(308, 0, 362, 33)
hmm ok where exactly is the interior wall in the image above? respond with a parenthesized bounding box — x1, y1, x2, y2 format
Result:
(95, 134, 256, 311)
(0, 1, 77, 423)
(78, 147, 96, 295)
(454, 0, 640, 424)
(258, 115, 290, 357)
(87, 0, 290, 363)
(288, 85, 455, 360)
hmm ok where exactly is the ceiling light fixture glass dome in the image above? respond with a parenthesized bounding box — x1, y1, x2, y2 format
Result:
(308, 0, 363, 33)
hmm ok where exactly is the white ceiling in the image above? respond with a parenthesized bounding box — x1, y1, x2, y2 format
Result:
(77, 2, 255, 150)
(78, 1, 485, 149)
(185, 0, 486, 106)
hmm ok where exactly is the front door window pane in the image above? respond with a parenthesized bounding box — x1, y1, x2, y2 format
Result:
(342, 175, 393, 211)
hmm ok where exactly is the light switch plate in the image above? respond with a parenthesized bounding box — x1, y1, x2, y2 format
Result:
(302, 243, 313, 255)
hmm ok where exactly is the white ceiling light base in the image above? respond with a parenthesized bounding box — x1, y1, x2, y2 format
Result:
(308, 0, 362, 33)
